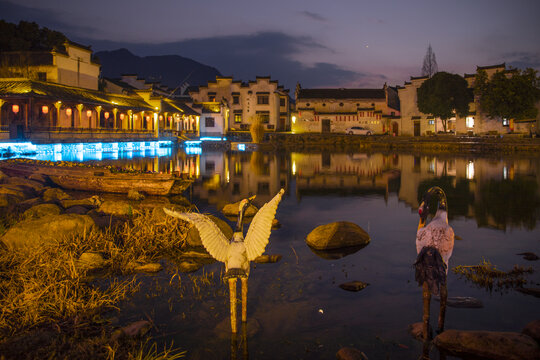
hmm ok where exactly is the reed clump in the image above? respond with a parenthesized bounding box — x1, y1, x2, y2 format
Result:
(0, 209, 191, 359)
(452, 258, 533, 291)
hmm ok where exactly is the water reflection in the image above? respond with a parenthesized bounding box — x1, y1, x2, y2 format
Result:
(87, 148, 540, 231)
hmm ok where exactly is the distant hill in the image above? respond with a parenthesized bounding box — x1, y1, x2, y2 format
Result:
(95, 48, 221, 88)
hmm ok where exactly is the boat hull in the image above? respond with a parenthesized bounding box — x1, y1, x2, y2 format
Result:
(0, 160, 192, 196)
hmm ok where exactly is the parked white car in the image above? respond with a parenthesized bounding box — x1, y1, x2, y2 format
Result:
(345, 126, 372, 135)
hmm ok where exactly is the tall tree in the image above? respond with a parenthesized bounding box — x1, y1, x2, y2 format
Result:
(417, 72, 472, 131)
(474, 68, 540, 123)
(421, 44, 438, 78)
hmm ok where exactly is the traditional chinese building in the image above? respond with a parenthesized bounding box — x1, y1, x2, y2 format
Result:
(292, 84, 400, 134)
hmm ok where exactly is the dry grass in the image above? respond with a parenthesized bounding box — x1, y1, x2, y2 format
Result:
(452, 258, 533, 291)
(0, 209, 191, 359)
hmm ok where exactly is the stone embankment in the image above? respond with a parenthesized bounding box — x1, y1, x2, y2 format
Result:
(266, 133, 540, 154)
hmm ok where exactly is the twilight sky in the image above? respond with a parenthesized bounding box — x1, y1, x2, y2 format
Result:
(2, 0, 539, 90)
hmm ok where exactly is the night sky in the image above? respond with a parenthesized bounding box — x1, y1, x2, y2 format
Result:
(1, 0, 539, 90)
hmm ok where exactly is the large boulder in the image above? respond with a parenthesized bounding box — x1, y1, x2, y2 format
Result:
(60, 196, 102, 209)
(23, 203, 62, 219)
(0, 193, 20, 208)
(433, 329, 540, 360)
(306, 221, 370, 250)
(0, 184, 35, 200)
(98, 200, 133, 216)
(42, 188, 72, 202)
(221, 201, 258, 217)
(1, 214, 96, 252)
(186, 215, 233, 247)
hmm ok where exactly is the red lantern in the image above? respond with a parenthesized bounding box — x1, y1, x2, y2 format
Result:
(65, 108, 72, 116)
(41, 105, 49, 114)
(104, 112, 110, 119)
(12, 104, 19, 114)
(120, 113, 125, 120)
(168, 116, 172, 121)
(86, 110, 92, 118)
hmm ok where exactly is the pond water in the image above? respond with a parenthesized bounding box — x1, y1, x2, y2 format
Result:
(58, 147, 540, 359)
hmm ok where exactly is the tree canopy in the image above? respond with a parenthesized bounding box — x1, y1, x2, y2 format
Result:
(474, 68, 540, 121)
(0, 20, 67, 53)
(417, 71, 472, 130)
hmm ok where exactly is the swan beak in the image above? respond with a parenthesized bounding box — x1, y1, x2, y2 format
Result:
(248, 195, 256, 202)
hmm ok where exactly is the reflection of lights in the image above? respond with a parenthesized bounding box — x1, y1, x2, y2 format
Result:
(185, 140, 202, 146)
(292, 161, 296, 175)
(238, 144, 246, 151)
(226, 170, 230, 183)
(200, 137, 227, 141)
(466, 161, 475, 180)
(503, 166, 508, 179)
(185, 146, 202, 155)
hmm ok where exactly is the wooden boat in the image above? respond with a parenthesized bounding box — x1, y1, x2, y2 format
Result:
(0, 159, 193, 196)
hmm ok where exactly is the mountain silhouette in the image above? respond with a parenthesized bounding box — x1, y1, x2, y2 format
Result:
(95, 48, 221, 88)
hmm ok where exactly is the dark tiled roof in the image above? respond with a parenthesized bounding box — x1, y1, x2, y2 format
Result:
(297, 88, 385, 100)
(0, 79, 152, 111)
(477, 63, 505, 70)
(410, 75, 429, 81)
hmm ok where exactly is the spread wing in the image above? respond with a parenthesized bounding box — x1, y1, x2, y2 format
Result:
(163, 208, 229, 262)
(244, 189, 285, 261)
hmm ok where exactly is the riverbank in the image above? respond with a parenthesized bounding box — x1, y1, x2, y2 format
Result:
(264, 133, 540, 154)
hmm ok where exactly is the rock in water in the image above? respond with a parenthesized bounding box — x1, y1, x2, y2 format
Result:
(178, 261, 201, 273)
(433, 329, 540, 360)
(516, 287, 540, 298)
(127, 189, 145, 201)
(409, 322, 432, 341)
(221, 201, 258, 217)
(336, 347, 368, 360)
(111, 320, 151, 341)
(517, 252, 539, 261)
(306, 221, 370, 250)
(339, 281, 369, 292)
(522, 320, 540, 343)
(23, 203, 62, 219)
(42, 188, 72, 202)
(1, 214, 95, 252)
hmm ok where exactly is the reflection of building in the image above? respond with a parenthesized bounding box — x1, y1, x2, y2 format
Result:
(291, 153, 400, 198)
(186, 151, 289, 208)
(292, 84, 400, 134)
(189, 76, 290, 133)
(398, 63, 540, 136)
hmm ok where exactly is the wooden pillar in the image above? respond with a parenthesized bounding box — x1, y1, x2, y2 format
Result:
(95, 106, 102, 129)
(127, 110, 133, 130)
(76, 104, 83, 129)
(0, 99, 5, 128)
(53, 101, 62, 128)
(154, 112, 159, 138)
(113, 108, 118, 129)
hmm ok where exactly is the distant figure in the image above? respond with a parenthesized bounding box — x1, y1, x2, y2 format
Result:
(414, 186, 454, 340)
(164, 189, 285, 333)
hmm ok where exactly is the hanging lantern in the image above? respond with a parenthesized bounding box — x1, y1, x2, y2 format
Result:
(146, 115, 150, 121)
(41, 105, 49, 114)
(133, 114, 138, 121)
(159, 115, 163, 121)
(168, 116, 172, 121)
(86, 110, 92, 118)
(104, 112, 110, 119)
(65, 108, 72, 116)
(120, 113, 125, 120)
(12, 104, 19, 114)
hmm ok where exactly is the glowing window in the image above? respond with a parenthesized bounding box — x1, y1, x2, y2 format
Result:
(466, 116, 475, 128)
(502, 118, 509, 126)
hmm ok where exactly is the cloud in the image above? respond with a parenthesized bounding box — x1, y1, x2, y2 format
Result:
(85, 32, 382, 89)
(501, 51, 540, 70)
(299, 11, 327, 22)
